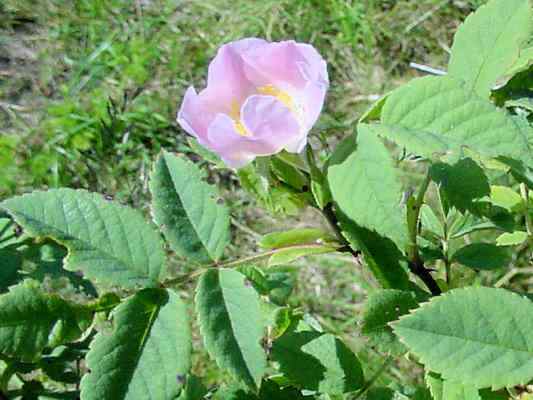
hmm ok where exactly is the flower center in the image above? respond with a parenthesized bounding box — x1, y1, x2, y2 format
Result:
(229, 85, 297, 137)
(256, 84, 295, 112)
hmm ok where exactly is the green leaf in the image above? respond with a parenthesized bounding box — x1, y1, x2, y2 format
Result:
(430, 158, 490, 214)
(177, 375, 208, 400)
(271, 156, 308, 191)
(338, 216, 412, 290)
(305, 145, 331, 209)
(361, 123, 454, 159)
(259, 228, 335, 249)
(258, 380, 309, 399)
(425, 371, 444, 400)
(489, 186, 524, 213)
(381, 76, 532, 167)
(496, 231, 528, 246)
(268, 244, 337, 266)
(505, 46, 533, 77)
(237, 266, 295, 306)
(420, 205, 444, 239)
(271, 330, 364, 395)
(0, 248, 22, 292)
(0, 280, 93, 362)
(451, 243, 511, 270)
(195, 269, 266, 389)
(448, 0, 532, 97)
(361, 289, 420, 355)
(187, 137, 224, 167)
(328, 125, 408, 249)
(392, 287, 533, 389)
(505, 96, 533, 112)
(81, 288, 191, 400)
(150, 152, 230, 263)
(442, 381, 481, 400)
(0, 189, 166, 289)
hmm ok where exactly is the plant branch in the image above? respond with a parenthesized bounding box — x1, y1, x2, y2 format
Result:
(405, 173, 441, 295)
(162, 243, 340, 287)
(321, 203, 361, 259)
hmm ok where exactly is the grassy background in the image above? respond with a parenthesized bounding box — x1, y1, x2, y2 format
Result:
(1, 0, 501, 394)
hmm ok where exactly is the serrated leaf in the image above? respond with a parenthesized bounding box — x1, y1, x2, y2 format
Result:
(361, 123, 454, 159)
(451, 243, 511, 270)
(381, 76, 532, 167)
(496, 231, 528, 246)
(448, 0, 532, 97)
(195, 269, 266, 389)
(392, 287, 533, 389)
(425, 371, 444, 400)
(442, 381, 481, 400)
(81, 288, 191, 400)
(0, 189, 165, 289)
(362, 290, 420, 355)
(0, 281, 93, 362)
(150, 152, 230, 263)
(430, 158, 490, 214)
(489, 186, 524, 212)
(328, 125, 408, 249)
(420, 205, 445, 239)
(338, 216, 412, 290)
(271, 330, 364, 395)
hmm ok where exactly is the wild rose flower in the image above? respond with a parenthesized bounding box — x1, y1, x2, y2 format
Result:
(177, 38, 329, 168)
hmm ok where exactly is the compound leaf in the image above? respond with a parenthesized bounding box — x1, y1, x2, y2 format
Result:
(195, 269, 266, 390)
(393, 287, 533, 389)
(448, 0, 532, 97)
(381, 76, 532, 168)
(81, 289, 191, 400)
(1, 189, 166, 289)
(0, 280, 93, 362)
(150, 152, 230, 263)
(328, 125, 408, 250)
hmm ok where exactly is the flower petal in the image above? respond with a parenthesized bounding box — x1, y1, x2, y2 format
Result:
(241, 95, 301, 151)
(176, 86, 215, 145)
(207, 38, 267, 105)
(206, 114, 261, 168)
(300, 80, 328, 130)
(242, 40, 327, 90)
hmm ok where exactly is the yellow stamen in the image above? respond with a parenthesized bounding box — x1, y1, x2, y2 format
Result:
(257, 84, 294, 112)
(230, 100, 250, 136)
(229, 86, 296, 137)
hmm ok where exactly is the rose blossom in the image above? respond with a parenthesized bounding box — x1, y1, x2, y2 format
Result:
(177, 38, 329, 168)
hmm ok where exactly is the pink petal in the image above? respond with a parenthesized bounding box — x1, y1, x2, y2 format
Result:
(206, 38, 267, 105)
(241, 95, 301, 151)
(300, 80, 328, 130)
(295, 43, 329, 86)
(176, 87, 215, 146)
(206, 114, 258, 168)
(242, 40, 327, 90)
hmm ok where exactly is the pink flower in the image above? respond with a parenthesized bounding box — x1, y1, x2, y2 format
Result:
(177, 38, 329, 168)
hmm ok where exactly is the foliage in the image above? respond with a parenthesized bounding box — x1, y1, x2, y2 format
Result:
(0, 0, 532, 399)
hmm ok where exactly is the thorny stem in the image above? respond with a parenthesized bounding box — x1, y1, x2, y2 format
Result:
(406, 172, 441, 295)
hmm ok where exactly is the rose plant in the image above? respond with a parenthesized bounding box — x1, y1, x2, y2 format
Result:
(0, 0, 532, 398)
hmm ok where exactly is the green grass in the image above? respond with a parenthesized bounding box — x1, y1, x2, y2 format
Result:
(0, 0, 498, 393)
